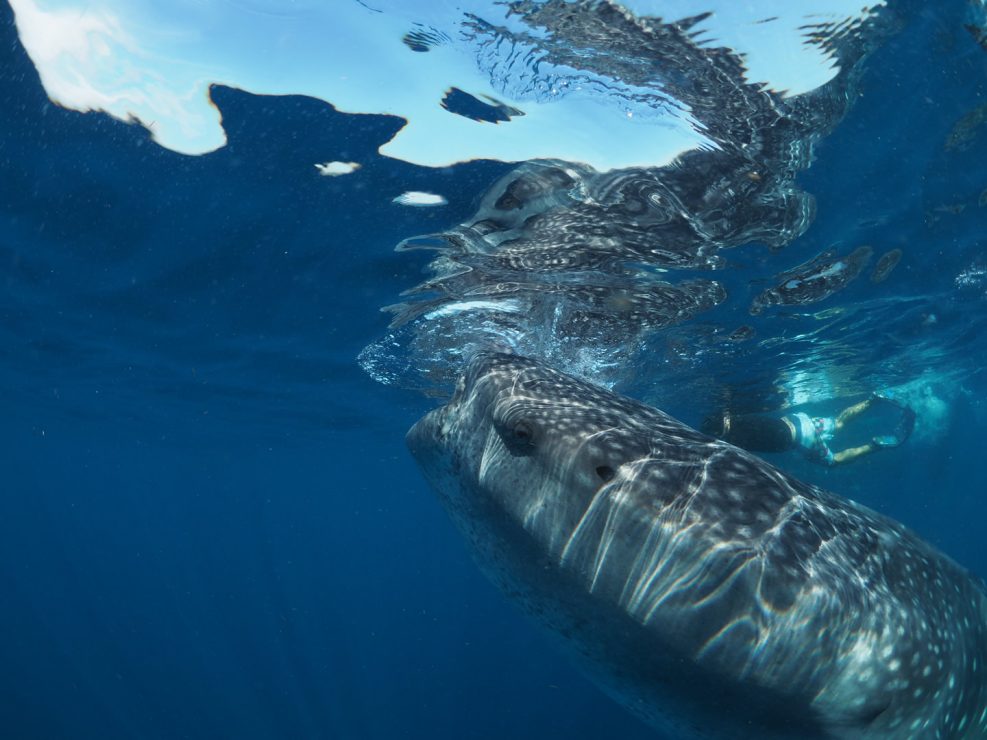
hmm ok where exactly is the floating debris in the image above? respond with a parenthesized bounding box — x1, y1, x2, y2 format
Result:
(727, 325, 756, 342)
(945, 102, 987, 151)
(925, 202, 967, 226)
(870, 248, 902, 283)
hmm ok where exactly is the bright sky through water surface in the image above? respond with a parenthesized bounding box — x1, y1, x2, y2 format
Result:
(10, 0, 881, 170)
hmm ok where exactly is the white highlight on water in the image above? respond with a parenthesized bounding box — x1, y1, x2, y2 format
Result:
(393, 191, 448, 207)
(315, 161, 360, 176)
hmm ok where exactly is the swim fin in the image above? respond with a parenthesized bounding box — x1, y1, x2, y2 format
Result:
(869, 391, 916, 448)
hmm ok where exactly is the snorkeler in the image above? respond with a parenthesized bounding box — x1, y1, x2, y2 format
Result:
(703, 392, 916, 466)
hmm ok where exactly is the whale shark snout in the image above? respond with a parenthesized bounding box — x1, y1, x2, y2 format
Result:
(408, 353, 987, 739)
(406, 353, 503, 484)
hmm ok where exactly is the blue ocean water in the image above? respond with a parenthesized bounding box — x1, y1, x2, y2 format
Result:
(1, 1, 986, 738)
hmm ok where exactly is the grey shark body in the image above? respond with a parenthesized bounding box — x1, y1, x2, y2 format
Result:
(407, 353, 987, 739)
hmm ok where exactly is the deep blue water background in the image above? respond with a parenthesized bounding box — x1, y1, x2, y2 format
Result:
(2, 1, 986, 738)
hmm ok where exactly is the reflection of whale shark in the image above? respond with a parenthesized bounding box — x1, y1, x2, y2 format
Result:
(407, 353, 987, 739)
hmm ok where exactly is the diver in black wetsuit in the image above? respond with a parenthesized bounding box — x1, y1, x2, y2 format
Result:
(703, 392, 916, 466)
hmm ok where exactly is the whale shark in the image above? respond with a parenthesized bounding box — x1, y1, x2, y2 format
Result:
(407, 353, 987, 739)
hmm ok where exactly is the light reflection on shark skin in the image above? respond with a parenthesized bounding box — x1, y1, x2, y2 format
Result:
(407, 353, 987, 739)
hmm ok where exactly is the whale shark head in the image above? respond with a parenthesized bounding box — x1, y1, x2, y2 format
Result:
(408, 352, 987, 740)
(407, 351, 712, 556)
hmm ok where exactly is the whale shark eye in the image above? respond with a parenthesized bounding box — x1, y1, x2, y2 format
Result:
(595, 465, 616, 482)
(512, 422, 534, 443)
(494, 414, 538, 456)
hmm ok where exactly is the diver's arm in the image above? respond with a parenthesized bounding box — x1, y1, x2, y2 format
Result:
(831, 442, 877, 465)
(834, 399, 873, 430)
